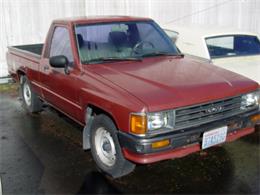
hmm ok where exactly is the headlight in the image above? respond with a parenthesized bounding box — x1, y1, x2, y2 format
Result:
(241, 90, 260, 110)
(130, 111, 175, 135)
(147, 111, 175, 131)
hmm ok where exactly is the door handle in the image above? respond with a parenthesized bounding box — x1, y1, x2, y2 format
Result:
(43, 65, 49, 71)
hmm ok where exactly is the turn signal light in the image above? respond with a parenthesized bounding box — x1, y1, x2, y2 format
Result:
(152, 139, 170, 149)
(251, 114, 260, 123)
(130, 114, 147, 134)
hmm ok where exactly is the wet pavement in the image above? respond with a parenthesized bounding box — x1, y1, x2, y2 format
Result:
(0, 83, 259, 194)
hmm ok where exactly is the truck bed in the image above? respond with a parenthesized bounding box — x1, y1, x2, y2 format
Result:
(7, 44, 43, 79)
(8, 44, 43, 59)
(13, 44, 43, 55)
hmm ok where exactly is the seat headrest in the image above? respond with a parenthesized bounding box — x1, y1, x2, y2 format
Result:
(109, 31, 128, 47)
(77, 34, 84, 48)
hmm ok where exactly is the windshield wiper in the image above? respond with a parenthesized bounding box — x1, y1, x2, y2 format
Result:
(141, 52, 184, 58)
(84, 57, 142, 64)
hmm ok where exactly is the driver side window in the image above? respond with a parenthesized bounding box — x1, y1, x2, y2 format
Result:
(50, 27, 74, 64)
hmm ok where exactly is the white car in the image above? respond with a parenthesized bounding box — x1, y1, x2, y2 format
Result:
(163, 25, 260, 84)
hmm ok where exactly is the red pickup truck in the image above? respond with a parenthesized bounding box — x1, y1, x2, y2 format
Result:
(7, 16, 260, 178)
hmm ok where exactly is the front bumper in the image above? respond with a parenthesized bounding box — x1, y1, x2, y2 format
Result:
(118, 109, 260, 164)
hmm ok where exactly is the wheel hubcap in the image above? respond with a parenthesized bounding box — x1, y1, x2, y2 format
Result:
(23, 82, 31, 106)
(95, 127, 116, 167)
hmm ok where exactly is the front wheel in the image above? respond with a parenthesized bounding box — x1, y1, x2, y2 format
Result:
(90, 114, 135, 178)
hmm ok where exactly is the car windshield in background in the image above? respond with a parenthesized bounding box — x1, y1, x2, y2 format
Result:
(75, 21, 178, 63)
(164, 29, 179, 43)
(205, 35, 260, 59)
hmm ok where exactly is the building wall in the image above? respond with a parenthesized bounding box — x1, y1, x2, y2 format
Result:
(0, 0, 85, 77)
(85, 0, 260, 33)
(0, 0, 259, 77)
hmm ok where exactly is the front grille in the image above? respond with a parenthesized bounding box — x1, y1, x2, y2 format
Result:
(175, 96, 243, 129)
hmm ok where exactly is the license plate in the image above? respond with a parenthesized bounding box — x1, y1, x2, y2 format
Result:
(202, 126, 227, 149)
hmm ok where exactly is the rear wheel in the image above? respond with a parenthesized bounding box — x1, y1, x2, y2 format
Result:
(20, 76, 42, 113)
(90, 114, 135, 178)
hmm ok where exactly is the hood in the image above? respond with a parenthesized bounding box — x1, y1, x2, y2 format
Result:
(212, 55, 260, 84)
(86, 56, 259, 112)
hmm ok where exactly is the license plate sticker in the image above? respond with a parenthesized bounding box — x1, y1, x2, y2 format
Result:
(202, 126, 228, 149)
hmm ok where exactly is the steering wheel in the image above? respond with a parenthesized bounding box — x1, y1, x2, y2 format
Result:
(131, 41, 155, 56)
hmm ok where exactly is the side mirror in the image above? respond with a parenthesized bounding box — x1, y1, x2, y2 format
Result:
(49, 55, 68, 68)
(49, 55, 70, 74)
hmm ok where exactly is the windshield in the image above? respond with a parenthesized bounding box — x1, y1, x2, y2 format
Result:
(75, 21, 179, 63)
(206, 35, 260, 59)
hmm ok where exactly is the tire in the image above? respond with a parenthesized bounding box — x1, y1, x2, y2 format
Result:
(90, 114, 135, 178)
(20, 76, 42, 113)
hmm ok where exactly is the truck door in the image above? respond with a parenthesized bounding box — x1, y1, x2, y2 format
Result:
(39, 25, 82, 119)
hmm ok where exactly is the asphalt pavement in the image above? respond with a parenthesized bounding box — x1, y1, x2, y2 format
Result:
(0, 83, 259, 194)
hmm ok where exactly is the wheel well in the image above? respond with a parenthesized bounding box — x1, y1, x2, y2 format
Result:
(87, 104, 119, 130)
(17, 70, 25, 82)
(82, 104, 119, 150)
